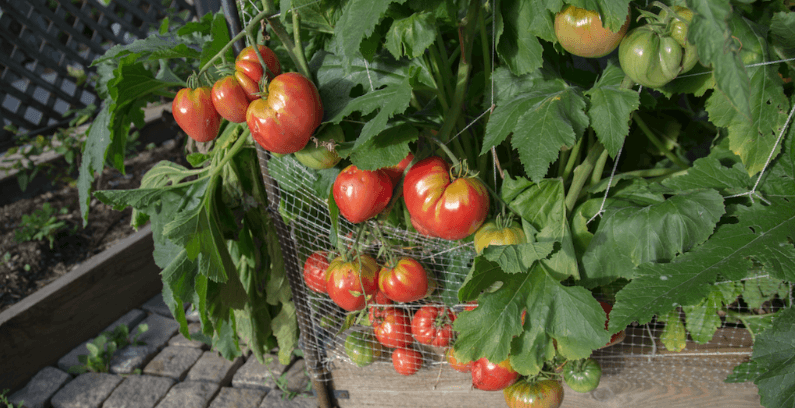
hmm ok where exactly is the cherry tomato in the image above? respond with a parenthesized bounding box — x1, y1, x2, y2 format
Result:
(293, 124, 345, 170)
(326, 254, 379, 311)
(246, 72, 323, 154)
(392, 347, 422, 376)
(473, 219, 526, 255)
(503, 379, 564, 408)
(403, 156, 490, 241)
(235, 44, 281, 83)
(446, 348, 472, 373)
(381, 152, 415, 184)
(333, 165, 393, 224)
(471, 358, 519, 391)
(172, 87, 221, 143)
(370, 306, 413, 349)
(599, 301, 626, 348)
(344, 330, 382, 367)
(554, 6, 630, 58)
(302, 251, 330, 294)
(411, 305, 455, 347)
(378, 257, 429, 303)
(563, 358, 602, 393)
(210, 75, 250, 123)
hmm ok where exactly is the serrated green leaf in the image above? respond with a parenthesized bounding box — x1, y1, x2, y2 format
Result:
(281, 0, 341, 32)
(385, 11, 436, 59)
(496, 0, 543, 77)
(92, 35, 201, 65)
(581, 190, 725, 288)
(458, 258, 508, 302)
(510, 324, 556, 376)
(771, 12, 795, 63)
(663, 156, 752, 195)
(609, 198, 795, 334)
(334, 0, 408, 60)
(585, 61, 640, 157)
(349, 123, 418, 170)
(729, 311, 776, 342)
(481, 242, 555, 274)
(761, 112, 795, 198)
(212, 314, 243, 361)
(659, 309, 687, 352)
(564, 0, 630, 33)
(200, 13, 233, 68)
(725, 360, 761, 383)
(751, 307, 795, 408)
(683, 288, 722, 343)
(273, 301, 299, 365)
(78, 104, 112, 225)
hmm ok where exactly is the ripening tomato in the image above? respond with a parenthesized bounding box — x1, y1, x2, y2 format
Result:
(344, 330, 382, 367)
(411, 305, 455, 347)
(293, 124, 345, 170)
(333, 165, 393, 224)
(403, 156, 490, 241)
(246, 72, 323, 154)
(503, 379, 564, 408)
(563, 358, 602, 393)
(235, 44, 281, 83)
(381, 152, 415, 184)
(471, 358, 519, 391)
(392, 347, 422, 376)
(326, 254, 379, 311)
(302, 251, 330, 294)
(599, 301, 626, 348)
(172, 87, 221, 143)
(554, 6, 630, 58)
(473, 219, 526, 254)
(211, 75, 250, 123)
(446, 348, 472, 373)
(378, 257, 429, 303)
(370, 306, 413, 349)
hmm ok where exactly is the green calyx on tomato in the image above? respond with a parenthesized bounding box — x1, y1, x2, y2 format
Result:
(503, 378, 564, 408)
(293, 124, 345, 170)
(344, 330, 382, 367)
(563, 358, 602, 393)
(474, 216, 526, 255)
(554, 6, 630, 58)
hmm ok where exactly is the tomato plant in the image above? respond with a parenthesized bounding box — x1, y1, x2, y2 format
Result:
(503, 379, 564, 408)
(378, 257, 429, 303)
(554, 6, 630, 58)
(302, 250, 330, 294)
(345, 330, 382, 367)
(293, 124, 345, 169)
(473, 218, 526, 254)
(172, 87, 221, 143)
(392, 347, 423, 376)
(411, 305, 455, 347)
(472, 358, 519, 391)
(403, 156, 490, 241)
(326, 254, 379, 312)
(370, 306, 413, 349)
(333, 165, 394, 224)
(563, 358, 602, 393)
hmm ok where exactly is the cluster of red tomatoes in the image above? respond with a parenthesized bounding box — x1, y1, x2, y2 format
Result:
(172, 45, 323, 154)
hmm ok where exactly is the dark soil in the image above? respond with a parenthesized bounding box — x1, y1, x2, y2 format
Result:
(0, 135, 188, 313)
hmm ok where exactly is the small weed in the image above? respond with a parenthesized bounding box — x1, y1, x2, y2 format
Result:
(14, 203, 73, 249)
(0, 388, 23, 408)
(69, 323, 148, 374)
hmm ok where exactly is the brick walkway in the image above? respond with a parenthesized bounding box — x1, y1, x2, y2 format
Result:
(9, 294, 318, 408)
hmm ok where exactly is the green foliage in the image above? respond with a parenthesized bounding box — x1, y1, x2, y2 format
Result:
(750, 307, 795, 408)
(0, 389, 24, 408)
(14, 203, 73, 249)
(68, 323, 149, 374)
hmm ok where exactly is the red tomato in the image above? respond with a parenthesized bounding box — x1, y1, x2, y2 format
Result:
(411, 305, 455, 347)
(403, 156, 490, 240)
(599, 301, 626, 348)
(464, 300, 478, 311)
(172, 87, 221, 143)
(373, 290, 392, 306)
(381, 152, 414, 184)
(472, 358, 519, 391)
(332, 165, 393, 224)
(378, 257, 428, 303)
(246, 72, 323, 154)
(302, 251, 329, 294)
(370, 306, 413, 349)
(211, 75, 250, 123)
(446, 348, 472, 373)
(235, 44, 281, 83)
(234, 70, 261, 101)
(326, 254, 379, 311)
(392, 347, 422, 376)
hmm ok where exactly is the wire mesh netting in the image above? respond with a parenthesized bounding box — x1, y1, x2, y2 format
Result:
(255, 145, 790, 387)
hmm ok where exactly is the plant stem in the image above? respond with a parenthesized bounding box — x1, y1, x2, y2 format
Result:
(425, 55, 451, 112)
(291, 11, 311, 78)
(429, 136, 460, 167)
(565, 142, 605, 213)
(562, 136, 584, 181)
(260, 0, 312, 78)
(199, 9, 271, 75)
(590, 148, 609, 186)
(622, 167, 684, 178)
(632, 113, 690, 170)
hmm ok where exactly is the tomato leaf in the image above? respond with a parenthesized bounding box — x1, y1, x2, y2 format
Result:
(659, 309, 687, 352)
(581, 190, 725, 288)
(200, 13, 233, 67)
(770, 12, 795, 62)
(760, 111, 795, 198)
(609, 198, 795, 334)
(92, 35, 201, 65)
(751, 307, 795, 408)
(334, 0, 408, 61)
(663, 156, 752, 195)
(349, 123, 418, 170)
(458, 258, 510, 303)
(481, 242, 556, 274)
(564, 0, 631, 33)
(725, 360, 762, 384)
(682, 288, 723, 344)
(496, 0, 543, 76)
(272, 301, 299, 365)
(385, 11, 436, 60)
(585, 61, 640, 157)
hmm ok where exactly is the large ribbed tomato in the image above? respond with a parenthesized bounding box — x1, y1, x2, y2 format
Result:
(246, 72, 323, 154)
(378, 257, 429, 303)
(172, 87, 221, 143)
(403, 156, 490, 240)
(503, 379, 564, 408)
(369, 306, 413, 349)
(554, 6, 630, 58)
(411, 305, 455, 347)
(333, 165, 393, 224)
(302, 251, 330, 294)
(471, 358, 519, 391)
(326, 254, 379, 311)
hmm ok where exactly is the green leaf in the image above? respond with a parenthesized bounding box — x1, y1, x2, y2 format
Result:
(272, 301, 299, 365)
(212, 314, 243, 361)
(682, 288, 723, 344)
(581, 190, 725, 287)
(330, 80, 413, 150)
(751, 307, 795, 408)
(659, 309, 687, 352)
(564, 0, 631, 33)
(481, 242, 555, 274)
(662, 156, 752, 195)
(200, 13, 233, 68)
(725, 360, 761, 383)
(458, 258, 509, 302)
(483, 80, 589, 183)
(92, 34, 200, 65)
(385, 11, 436, 59)
(281, 0, 341, 32)
(761, 112, 795, 198)
(609, 198, 795, 334)
(77, 105, 111, 225)
(771, 12, 795, 63)
(349, 123, 418, 170)
(496, 0, 543, 76)
(729, 311, 775, 342)
(334, 0, 408, 60)
(585, 61, 640, 157)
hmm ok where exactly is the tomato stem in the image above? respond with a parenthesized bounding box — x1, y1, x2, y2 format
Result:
(561, 135, 584, 181)
(590, 148, 610, 186)
(428, 136, 460, 167)
(632, 113, 690, 170)
(259, 0, 312, 79)
(565, 141, 606, 213)
(372, 222, 397, 267)
(198, 9, 270, 76)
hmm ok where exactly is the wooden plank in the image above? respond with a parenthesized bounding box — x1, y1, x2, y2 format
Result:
(0, 225, 161, 392)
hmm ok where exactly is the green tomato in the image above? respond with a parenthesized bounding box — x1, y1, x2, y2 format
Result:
(473, 220, 526, 255)
(619, 26, 684, 89)
(660, 6, 698, 73)
(344, 330, 382, 367)
(293, 124, 345, 169)
(563, 358, 602, 393)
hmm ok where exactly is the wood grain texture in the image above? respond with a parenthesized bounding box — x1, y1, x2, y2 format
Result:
(0, 226, 161, 392)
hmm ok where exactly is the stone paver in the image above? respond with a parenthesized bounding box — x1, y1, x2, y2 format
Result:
(9, 366, 71, 408)
(51, 373, 123, 408)
(58, 341, 90, 373)
(168, 323, 208, 349)
(142, 294, 173, 318)
(134, 314, 180, 350)
(102, 375, 175, 408)
(231, 354, 286, 391)
(206, 387, 266, 408)
(58, 309, 147, 372)
(154, 381, 220, 408)
(106, 309, 148, 334)
(185, 352, 245, 386)
(185, 305, 201, 323)
(109, 345, 158, 374)
(144, 346, 204, 381)
(258, 391, 316, 408)
(282, 360, 310, 393)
